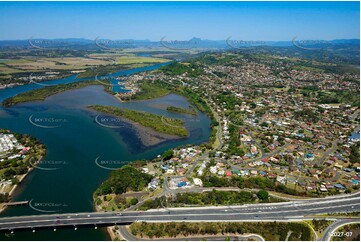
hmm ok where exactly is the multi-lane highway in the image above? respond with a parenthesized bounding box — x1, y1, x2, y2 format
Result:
(0, 193, 359, 232)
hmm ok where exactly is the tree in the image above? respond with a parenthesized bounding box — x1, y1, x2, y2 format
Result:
(3, 168, 16, 179)
(95, 165, 153, 195)
(129, 197, 139, 205)
(0, 193, 9, 203)
(257, 190, 269, 201)
(349, 142, 360, 164)
(161, 149, 174, 160)
(11, 177, 19, 185)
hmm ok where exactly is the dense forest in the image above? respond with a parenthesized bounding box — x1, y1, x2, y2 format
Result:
(95, 165, 153, 195)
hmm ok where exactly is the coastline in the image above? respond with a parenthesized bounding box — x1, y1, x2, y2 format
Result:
(89, 107, 187, 147)
(130, 118, 184, 147)
(0, 164, 36, 214)
(94, 197, 122, 241)
(106, 227, 117, 241)
(0, 154, 45, 214)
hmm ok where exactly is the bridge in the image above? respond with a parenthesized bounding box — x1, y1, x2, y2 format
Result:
(0, 193, 359, 232)
(1, 201, 29, 206)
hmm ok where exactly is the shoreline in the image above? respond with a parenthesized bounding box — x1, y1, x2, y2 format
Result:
(94, 197, 121, 241)
(89, 106, 188, 147)
(0, 160, 38, 214)
(130, 118, 184, 147)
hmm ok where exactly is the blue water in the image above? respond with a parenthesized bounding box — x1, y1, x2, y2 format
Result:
(0, 63, 210, 240)
(0, 62, 171, 102)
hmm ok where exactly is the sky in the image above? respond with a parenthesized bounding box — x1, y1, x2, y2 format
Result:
(0, 1, 359, 41)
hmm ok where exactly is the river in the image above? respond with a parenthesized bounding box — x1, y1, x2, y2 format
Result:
(0, 63, 211, 240)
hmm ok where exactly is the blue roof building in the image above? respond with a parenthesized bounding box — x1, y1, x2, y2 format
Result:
(177, 181, 187, 187)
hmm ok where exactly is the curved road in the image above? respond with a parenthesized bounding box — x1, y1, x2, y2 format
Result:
(321, 219, 360, 241)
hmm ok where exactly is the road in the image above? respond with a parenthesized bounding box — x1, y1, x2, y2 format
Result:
(0, 193, 358, 231)
(248, 130, 266, 157)
(315, 139, 340, 166)
(321, 218, 360, 241)
(124, 100, 220, 211)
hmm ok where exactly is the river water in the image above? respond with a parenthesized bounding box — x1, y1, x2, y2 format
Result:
(0, 63, 211, 240)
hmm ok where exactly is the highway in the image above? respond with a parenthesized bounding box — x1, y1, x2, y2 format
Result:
(0, 193, 359, 232)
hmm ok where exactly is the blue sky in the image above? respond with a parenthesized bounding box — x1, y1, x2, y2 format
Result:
(0, 1, 359, 41)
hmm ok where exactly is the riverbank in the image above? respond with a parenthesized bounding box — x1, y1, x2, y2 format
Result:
(166, 105, 197, 115)
(0, 130, 46, 214)
(131, 119, 183, 147)
(88, 105, 188, 137)
(0, 166, 35, 214)
(124, 79, 217, 146)
(0, 62, 204, 241)
(2, 80, 113, 107)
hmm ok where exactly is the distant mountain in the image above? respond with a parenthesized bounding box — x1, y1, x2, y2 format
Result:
(0, 37, 359, 49)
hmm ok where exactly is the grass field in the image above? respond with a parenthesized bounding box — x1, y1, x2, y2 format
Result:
(0, 57, 112, 74)
(116, 56, 169, 65)
(0, 54, 168, 75)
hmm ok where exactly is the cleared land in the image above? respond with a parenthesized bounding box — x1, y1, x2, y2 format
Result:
(116, 56, 169, 65)
(0, 57, 111, 74)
